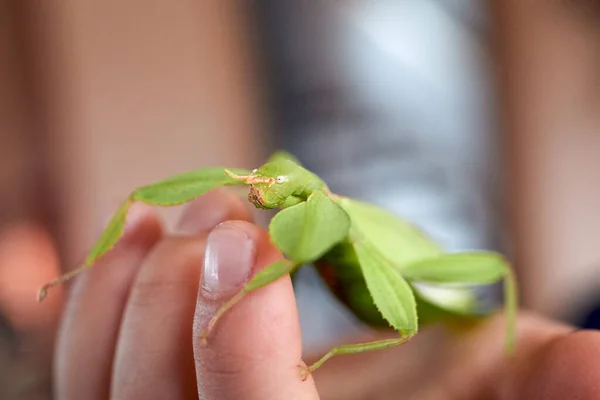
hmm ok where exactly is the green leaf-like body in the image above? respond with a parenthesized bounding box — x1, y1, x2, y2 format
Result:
(85, 199, 132, 265)
(339, 198, 442, 268)
(245, 260, 297, 292)
(353, 239, 418, 334)
(132, 167, 250, 205)
(269, 191, 350, 263)
(402, 252, 508, 285)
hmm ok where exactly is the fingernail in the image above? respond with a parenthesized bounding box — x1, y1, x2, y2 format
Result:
(201, 222, 257, 299)
(177, 189, 238, 235)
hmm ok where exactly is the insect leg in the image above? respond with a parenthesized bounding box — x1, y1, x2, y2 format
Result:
(199, 259, 300, 343)
(299, 333, 415, 380)
(503, 267, 518, 354)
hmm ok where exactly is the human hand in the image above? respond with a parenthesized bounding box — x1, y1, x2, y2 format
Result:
(49, 188, 317, 399)
(2, 189, 600, 399)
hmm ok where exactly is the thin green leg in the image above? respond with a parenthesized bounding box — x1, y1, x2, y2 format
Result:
(300, 333, 415, 380)
(200, 259, 299, 343)
(503, 267, 518, 354)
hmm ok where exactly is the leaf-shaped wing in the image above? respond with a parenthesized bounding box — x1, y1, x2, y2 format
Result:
(85, 199, 132, 265)
(402, 252, 508, 285)
(353, 239, 418, 334)
(269, 191, 350, 263)
(339, 198, 442, 268)
(132, 167, 250, 205)
(406, 252, 518, 353)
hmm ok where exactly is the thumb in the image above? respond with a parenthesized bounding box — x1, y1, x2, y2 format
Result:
(193, 220, 319, 400)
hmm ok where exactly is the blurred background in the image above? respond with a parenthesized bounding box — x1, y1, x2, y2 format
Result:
(1, 0, 599, 398)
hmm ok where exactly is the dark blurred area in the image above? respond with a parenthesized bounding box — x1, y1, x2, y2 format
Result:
(1, 0, 599, 398)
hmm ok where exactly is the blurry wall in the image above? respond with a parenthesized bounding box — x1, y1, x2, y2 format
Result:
(0, 1, 56, 230)
(492, 0, 600, 320)
(30, 0, 270, 266)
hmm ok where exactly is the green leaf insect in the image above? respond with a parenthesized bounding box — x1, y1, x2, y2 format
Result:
(38, 150, 518, 378)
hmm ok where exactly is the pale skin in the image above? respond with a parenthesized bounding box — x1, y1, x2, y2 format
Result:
(1, 189, 600, 399)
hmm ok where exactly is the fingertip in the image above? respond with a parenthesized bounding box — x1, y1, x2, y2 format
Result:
(121, 202, 163, 244)
(193, 220, 318, 399)
(176, 189, 253, 235)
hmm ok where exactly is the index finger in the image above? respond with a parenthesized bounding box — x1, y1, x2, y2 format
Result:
(193, 221, 320, 400)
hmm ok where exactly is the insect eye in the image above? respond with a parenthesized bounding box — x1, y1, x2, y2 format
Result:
(276, 176, 286, 183)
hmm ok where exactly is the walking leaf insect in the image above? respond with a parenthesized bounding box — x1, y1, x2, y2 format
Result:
(38, 150, 518, 378)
